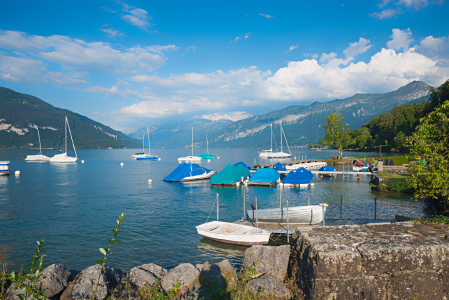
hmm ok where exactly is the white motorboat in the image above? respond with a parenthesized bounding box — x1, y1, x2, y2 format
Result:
(247, 203, 329, 225)
(196, 221, 271, 245)
(132, 127, 159, 160)
(0, 161, 10, 176)
(178, 127, 202, 163)
(26, 126, 50, 161)
(267, 122, 291, 159)
(50, 116, 78, 163)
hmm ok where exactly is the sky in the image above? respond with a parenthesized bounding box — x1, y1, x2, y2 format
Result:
(0, 0, 448, 133)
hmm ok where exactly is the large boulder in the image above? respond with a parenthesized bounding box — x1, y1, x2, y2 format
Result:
(6, 264, 71, 300)
(161, 263, 199, 293)
(60, 265, 108, 300)
(199, 260, 236, 289)
(248, 274, 291, 298)
(112, 264, 167, 300)
(242, 245, 291, 280)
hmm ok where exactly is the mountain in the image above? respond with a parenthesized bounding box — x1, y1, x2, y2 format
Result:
(206, 81, 431, 148)
(0, 87, 141, 149)
(129, 119, 233, 148)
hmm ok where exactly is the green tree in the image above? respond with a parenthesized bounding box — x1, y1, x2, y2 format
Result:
(409, 100, 449, 212)
(308, 142, 313, 149)
(393, 131, 407, 151)
(323, 112, 351, 157)
(428, 79, 449, 110)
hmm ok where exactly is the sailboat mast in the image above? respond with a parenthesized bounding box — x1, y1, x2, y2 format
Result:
(65, 117, 67, 154)
(148, 129, 151, 155)
(206, 134, 209, 154)
(142, 134, 145, 153)
(191, 127, 194, 157)
(270, 123, 273, 151)
(280, 122, 283, 153)
(37, 126, 42, 155)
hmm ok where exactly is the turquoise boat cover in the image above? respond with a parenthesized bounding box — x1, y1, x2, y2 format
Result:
(248, 168, 280, 184)
(210, 164, 250, 185)
(283, 167, 313, 185)
(319, 166, 336, 172)
(233, 161, 251, 170)
(163, 162, 214, 182)
(198, 154, 215, 159)
(273, 162, 286, 171)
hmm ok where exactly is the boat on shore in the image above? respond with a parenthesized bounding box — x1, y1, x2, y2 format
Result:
(25, 126, 50, 161)
(247, 203, 329, 224)
(50, 116, 78, 163)
(164, 162, 216, 182)
(247, 168, 280, 186)
(0, 161, 10, 176)
(178, 128, 202, 163)
(196, 221, 271, 245)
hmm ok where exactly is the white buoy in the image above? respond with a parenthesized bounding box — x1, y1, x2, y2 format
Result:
(158, 158, 161, 161)
(120, 162, 124, 166)
(81, 160, 85, 163)
(310, 183, 315, 187)
(15, 170, 20, 176)
(217, 157, 220, 159)
(208, 159, 211, 162)
(148, 179, 152, 183)
(236, 181, 240, 186)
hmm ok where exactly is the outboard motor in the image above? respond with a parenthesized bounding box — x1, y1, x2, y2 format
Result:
(250, 201, 260, 210)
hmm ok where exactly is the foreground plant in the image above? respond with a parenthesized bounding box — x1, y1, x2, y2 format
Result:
(8, 240, 47, 300)
(92, 213, 125, 299)
(1, 245, 15, 300)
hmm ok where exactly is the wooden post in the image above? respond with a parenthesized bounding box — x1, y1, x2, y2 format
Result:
(217, 193, 219, 221)
(255, 197, 258, 228)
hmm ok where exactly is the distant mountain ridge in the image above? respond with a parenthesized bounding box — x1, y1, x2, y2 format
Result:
(205, 81, 430, 148)
(0, 87, 141, 149)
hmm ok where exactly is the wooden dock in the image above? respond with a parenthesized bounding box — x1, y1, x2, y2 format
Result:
(233, 219, 396, 234)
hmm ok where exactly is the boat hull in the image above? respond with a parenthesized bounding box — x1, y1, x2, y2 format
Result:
(178, 156, 202, 163)
(50, 153, 78, 163)
(247, 204, 328, 224)
(0, 161, 10, 175)
(135, 156, 159, 160)
(25, 155, 50, 161)
(0, 171, 10, 176)
(267, 152, 292, 158)
(196, 221, 271, 245)
(180, 171, 216, 182)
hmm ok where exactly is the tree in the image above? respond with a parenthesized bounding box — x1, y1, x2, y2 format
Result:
(409, 100, 449, 212)
(393, 131, 407, 152)
(323, 111, 351, 157)
(308, 142, 313, 149)
(428, 79, 449, 110)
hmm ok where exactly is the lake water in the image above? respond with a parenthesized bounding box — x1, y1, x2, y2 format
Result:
(0, 148, 434, 272)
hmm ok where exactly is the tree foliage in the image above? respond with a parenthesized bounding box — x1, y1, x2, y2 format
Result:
(428, 79, 449, 110)
(323, 112, 350, 156)
(409, 100, 449, 212)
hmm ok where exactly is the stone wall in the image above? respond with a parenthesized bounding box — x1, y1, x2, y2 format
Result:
(289, 222, 449, 299)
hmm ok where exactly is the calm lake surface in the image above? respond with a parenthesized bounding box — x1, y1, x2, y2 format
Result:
(0, 148, 434, 272)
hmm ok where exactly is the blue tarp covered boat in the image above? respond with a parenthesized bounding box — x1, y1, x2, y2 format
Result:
(283, 167, 313, 187)
(233, 161, 251, 170)
(318, 166, 336, 177)
(248, 168, 280, 186)
(210, 164, 251, 185)
(273, 162, 286, 171)
(164, 162, 216, 182)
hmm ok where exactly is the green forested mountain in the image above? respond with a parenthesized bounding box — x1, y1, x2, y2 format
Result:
(205, 81, 430, 148)
(0, 87, 141, 149)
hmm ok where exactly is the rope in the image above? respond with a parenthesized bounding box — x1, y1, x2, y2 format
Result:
(205, 197, 217, 223)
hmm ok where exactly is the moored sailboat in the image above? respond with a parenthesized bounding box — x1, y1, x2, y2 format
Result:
(25, 126, 50, 161)
(178, 127, 202, 163)
(50, 116, 78, 163)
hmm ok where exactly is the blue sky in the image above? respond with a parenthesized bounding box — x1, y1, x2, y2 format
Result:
(1, 0, 448, 132)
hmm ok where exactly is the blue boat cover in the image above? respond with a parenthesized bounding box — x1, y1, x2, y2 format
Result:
(210, 164, 250, 185)
(249, 168, 280, 184)
(283, 167, 313, 185)
(319, 166, 336, 172)
(233, 161, 251, 170)
(273, 162, 286, 171)
(163, 162, 214, 182)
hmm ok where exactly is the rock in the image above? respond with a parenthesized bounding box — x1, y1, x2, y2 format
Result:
(243, 245, 290, 280)
(184, 284, 201, 300)
(195, 264, 204, 271)
(68, 270, 80, 282)
(111, 283, 140, 300)
(60, 265, 108, 300)
(161, 263, 199, 293)
(248, 274, 291, 298)
(6, 264, 71, 300)
(123, 267, 158, 288)
(105, 268, 123, 289)
(200, 260, 236, 289)
(138, 263, 168, 279)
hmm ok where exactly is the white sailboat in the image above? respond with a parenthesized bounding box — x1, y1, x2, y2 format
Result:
(268, 122, 291, 158)
(25, 126, 50, 161)
(259, 123, 273, 158)
(178, 127, 201, 163)
(132, 127, 158, 160)
(50, 116, 78, 163)
(198, 134, 215, 159)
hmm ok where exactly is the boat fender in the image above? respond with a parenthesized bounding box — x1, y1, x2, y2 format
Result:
(15, 170, 20, 176)
(310, 183, 315, 187)
(250, 202, 260, 210)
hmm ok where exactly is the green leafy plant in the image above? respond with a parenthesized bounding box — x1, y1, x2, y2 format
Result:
(138, 279, 181, 300)
(93, 213, 125, 299)
(1, 245, 14, 300)
(8, 240, 47, 300)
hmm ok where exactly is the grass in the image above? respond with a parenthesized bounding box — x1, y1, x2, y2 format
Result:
(410, 215, 449, 225)
(378, 173, 408, 179)
(376, 156, 409, 165)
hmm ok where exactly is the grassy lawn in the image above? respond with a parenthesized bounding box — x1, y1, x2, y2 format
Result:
(378, 173, 408, 179)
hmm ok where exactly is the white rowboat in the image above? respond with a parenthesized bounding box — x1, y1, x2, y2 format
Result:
(247, 203, 329, 225)
(196, 221, 271, 245)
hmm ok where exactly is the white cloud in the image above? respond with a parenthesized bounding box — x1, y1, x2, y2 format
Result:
(285, 44, 298, 55)
(186, 45, 196, 51)
(122, 8, 151, 30)
(319, 52, 337, 62)
(201, 112, 252, 121)
(0, 30, 175, 77)
(387, 28, 414, 51)
(397, 0, 429, 9)
(99, 28, 125, 38)
(370, 7, 403, 19)
(372, 0, 444, 18)
(245, 33, 250, 39)
(343, 37, 372, 58)
(259, 13, 275, 19)
(101, 7, 117, 13)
